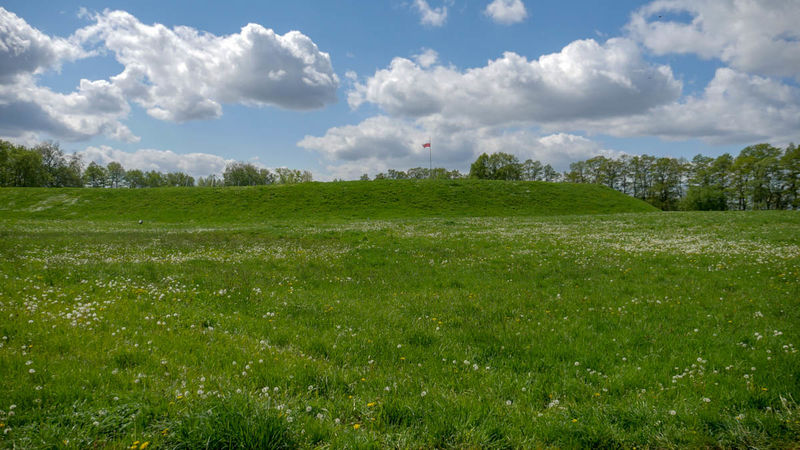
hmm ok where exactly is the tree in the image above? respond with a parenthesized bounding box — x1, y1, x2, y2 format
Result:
(521, 159, 543, 181)
(83, 162, 108, 188)
(124, 169, 146, 188)
(469, 153, 490, 179)
(145, 170, 165, 188)
(487, 152, 521, 180)
(406, 167, 430, 179)
(387, 169, 408, 180)
(543, 164, 559, 182)
(224, 163, 272, 186)
(648, 157, 684, 210)
(0, 141, 48, 187)
(107, 162, 125, 188)
(682, 186, 727, 211)
(565, 160, 587, 183)
(781, 143, 800, 209)
(360, 173, 370, 181)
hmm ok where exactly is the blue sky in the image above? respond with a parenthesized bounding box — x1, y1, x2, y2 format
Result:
(1, 0, 798, 179)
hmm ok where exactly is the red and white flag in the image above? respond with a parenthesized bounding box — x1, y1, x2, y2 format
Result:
(422, 142, 431, 148)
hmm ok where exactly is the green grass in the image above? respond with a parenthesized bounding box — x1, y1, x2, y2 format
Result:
(0, 184, 798, 448)
(0, 179, 656, 223)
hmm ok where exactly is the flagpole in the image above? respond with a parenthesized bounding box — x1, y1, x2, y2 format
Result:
(429, 136, 432, 179)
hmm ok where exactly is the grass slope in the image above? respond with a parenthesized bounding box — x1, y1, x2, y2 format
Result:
(0, 180, 656, 223)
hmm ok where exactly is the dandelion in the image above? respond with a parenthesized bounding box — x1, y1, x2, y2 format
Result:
(669, 410, 677, 416)
(505, 400, 512, 406)
(353, 423, 361, 430)
(334, 418, 341, 424)
(421, 391, 427, 397)
(306, 406, 312, 412)
(28, 368, 35, 374)
(574, 361, 580, 366)
(25, 360, 32, 365)
(702, 397, 711, 403)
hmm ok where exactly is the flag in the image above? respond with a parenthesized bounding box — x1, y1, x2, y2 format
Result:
(422, 142, 431, 148)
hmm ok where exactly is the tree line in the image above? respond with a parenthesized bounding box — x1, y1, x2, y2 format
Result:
(467, 143, 800, 210)
(0, 140, 312, 188)
(4, 138, 798, 210)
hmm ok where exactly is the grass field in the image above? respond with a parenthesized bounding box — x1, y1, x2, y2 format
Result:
(0, 182, 798, 448)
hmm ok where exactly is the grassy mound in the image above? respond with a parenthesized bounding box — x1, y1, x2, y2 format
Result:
(0, 179, 656, 222)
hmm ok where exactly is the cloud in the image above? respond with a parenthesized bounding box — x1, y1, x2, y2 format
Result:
(563, 68, 800, 145)
(76, 146, 234, 177)
(0, 7, 86, 83)
(75, 9, 339, 122)
(413, 48, 439, 68)
(349, 38, 681, 124)
(413, 0, 448, 27)
(484, 0, 528, 25)
(299, 115, 618, 178)
(0, 8, 136, 143)
(627, 0, 800, 79)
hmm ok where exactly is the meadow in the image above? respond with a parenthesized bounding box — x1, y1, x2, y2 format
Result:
(0, 182, 798, 448)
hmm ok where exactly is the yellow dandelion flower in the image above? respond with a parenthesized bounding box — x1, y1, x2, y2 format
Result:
(572, 419, 578, 423)
(140, 442, 150, 450)
(353, 423, 361, 430)
(367, 402, 376, 407)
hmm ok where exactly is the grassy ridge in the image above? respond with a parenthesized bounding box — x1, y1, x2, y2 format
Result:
(0, 180, 656, 222)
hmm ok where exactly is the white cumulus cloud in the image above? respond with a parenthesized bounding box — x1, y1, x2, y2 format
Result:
(564, 68, 800, 145)
(485, 0, 528, 25)
(413, 0, 448, 27)
(349, 38, 681, 124)
(0, 8, 135, 143)
(299, 114, 617, 178)
(627, 0, 800, 79)
(75, 9, 339, 122)
(0, 7, 86, 83)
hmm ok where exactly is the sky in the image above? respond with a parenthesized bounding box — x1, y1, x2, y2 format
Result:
(1, 0, 799, 180)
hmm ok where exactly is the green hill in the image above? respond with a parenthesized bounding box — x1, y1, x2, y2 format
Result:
(0, 180, 657, 222)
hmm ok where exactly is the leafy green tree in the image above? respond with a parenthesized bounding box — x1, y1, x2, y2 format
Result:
(54, 154, 84, 187)
(543, 164, 559, 182)
(521, 159, 543, 181)
(145, 170, 166, 188)
(487, 152, 521, 180)
(0, 141, 48, 187)
(565, 160, 587, 183)
(387, 169, 408, 180)
(107, 162, 125, 188)
(648, 157, 685, 210)
(224, 163, 273, 186)
(83, 162, 108, 188)
(275, 168, 311, 184)
(682, 186, 727, 211)
(469, 153, 490, 179)
(124, 169, 146, 188)
(781, 143, 800, 209)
